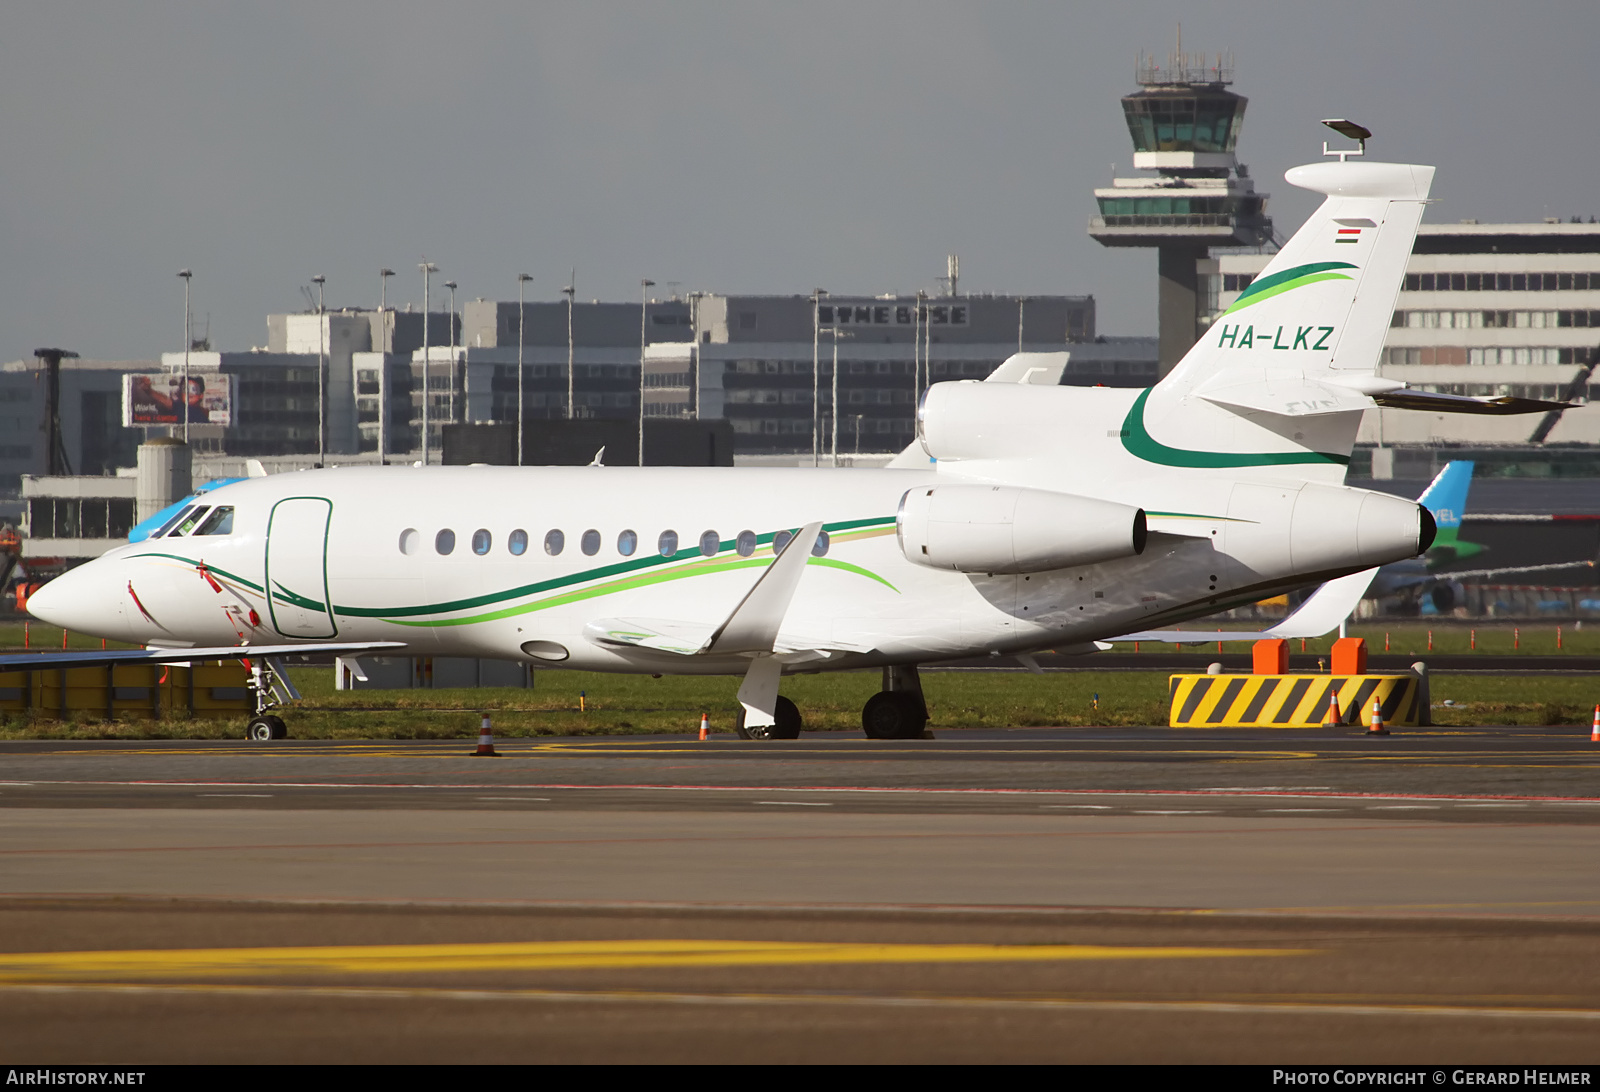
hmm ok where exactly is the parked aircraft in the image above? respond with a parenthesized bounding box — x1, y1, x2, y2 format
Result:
(1368, 460, 1478, 611)
(15, 133, 1568, 740)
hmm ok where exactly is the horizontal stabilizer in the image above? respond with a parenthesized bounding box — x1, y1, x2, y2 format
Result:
(0, 641, 406, 672)
(1196, 374, 1372, 418)
(1371, 389, 1574, 415)
(1197, 370, 1573, 420)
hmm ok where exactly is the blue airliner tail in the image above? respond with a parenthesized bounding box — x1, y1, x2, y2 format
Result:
(1416, 461, 1474, 530)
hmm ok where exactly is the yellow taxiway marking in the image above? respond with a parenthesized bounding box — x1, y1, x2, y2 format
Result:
(0, 939, 1308, 981)
(1, 982, 1595, 1022)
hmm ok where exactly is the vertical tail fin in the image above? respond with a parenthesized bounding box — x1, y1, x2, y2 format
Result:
(1416, 460, 1479, 561)
(1126, 159, 1435, 481)
(1417, 460, 1474, 530)
(1168, 159, 1434, 389)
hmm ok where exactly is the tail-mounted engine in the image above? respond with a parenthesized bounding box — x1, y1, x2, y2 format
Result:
(897, 484, 1147, 574)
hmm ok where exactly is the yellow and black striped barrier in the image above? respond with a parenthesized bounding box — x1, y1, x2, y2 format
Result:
(1168, 673, 1421, 728)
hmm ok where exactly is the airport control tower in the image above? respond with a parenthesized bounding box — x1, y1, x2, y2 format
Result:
(1090, 47, 1273, 376)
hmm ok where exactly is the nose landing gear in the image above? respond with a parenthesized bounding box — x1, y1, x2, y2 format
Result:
(245, 656, 298, 742)
(247, 714, 288, 741)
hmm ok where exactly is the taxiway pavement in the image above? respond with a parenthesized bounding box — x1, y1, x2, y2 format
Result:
(1, 725, 1596, 1063)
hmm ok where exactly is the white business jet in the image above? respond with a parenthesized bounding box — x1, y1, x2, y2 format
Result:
(16, 127, 1566, 741)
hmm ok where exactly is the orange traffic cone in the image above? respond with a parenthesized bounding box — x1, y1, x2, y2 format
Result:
(1367, 697, 1390, 736)
(698, 713, 709, 741)
(1590, 705, 1599, 743)
(1325, 691, 1342, 727)
(473, 713, 499, 757)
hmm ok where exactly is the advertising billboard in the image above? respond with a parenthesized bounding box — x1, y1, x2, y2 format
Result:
(123, 372, 233, 427)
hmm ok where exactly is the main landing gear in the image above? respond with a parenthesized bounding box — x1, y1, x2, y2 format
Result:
(736, 695, 802, 740)
(735, 664, 930, 742)
(245, 656, 299, 742)
(861, 665, 930, 740)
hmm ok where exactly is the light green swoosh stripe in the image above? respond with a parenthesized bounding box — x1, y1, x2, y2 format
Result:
(1219, 271, 1354, 316)
(384, 556, 898, 629)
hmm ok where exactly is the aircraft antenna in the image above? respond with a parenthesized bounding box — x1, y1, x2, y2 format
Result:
(1321, 119, 1371, 162)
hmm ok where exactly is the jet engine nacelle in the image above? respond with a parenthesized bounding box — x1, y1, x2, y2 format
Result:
(897, 484, 1148, 574)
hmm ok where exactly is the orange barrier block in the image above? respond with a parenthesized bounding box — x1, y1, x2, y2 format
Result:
(1331, 637, 1367, 676)
(1252, 639, 1288, 675)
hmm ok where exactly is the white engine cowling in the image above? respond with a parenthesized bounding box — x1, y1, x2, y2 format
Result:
(897, 484, 1147, 574)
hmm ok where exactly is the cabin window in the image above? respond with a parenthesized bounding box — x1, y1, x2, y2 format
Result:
(544, 529, 565, 556)
(812, 531, 830, 556)
(399, 528, 419, 555)
(581, 529, 601, 556)
(169, 506, 210, 537)
(436, 529, 456, 555)
(508, 529, 529, 556)
(698, 530, 720, 557)
(618, 529, 638, 556)
(658, 530, 679, 557)
(472, 529, 492, 556)
(735, 530, 756, 557)
(772, 529, 793, 555)
(195, 507, 234, 536)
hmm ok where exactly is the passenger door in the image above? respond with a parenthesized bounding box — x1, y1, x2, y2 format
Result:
(265, 497, 338, 639)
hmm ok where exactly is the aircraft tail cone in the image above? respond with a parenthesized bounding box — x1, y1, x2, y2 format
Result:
(698, 713, 709, 742)
(1591, 705, 1599, 743)
(474, 713, 499, 757)
(1367, 697, 1390, 736)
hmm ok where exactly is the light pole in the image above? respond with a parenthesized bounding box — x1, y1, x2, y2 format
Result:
(811, 289, 827, 467)
(444, 280, 458, 427)
(419, 262, 437, 465)
(824, 327, 853, 465)
(1017, 295, 1026, 353)
(312, 274, 326, 464)
(378, 270, 395, 455)
(177, 270, 192, 443)
(562, 275, 576, 420)
(517, 273, 531, 466)
(639, 279, 654, 467)
(688, 290, 704, 419)
(914, 289, 927, 405)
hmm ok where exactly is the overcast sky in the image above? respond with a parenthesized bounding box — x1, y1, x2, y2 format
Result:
(2, 1, 1596, 360)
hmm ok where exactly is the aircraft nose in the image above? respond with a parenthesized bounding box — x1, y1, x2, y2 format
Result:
(25, 561, 123, 635)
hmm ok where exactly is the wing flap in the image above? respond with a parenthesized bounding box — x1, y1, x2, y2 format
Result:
(1115, 568, 1378, 643)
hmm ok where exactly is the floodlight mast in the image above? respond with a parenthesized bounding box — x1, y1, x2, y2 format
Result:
(1321, 118, 1371, 162)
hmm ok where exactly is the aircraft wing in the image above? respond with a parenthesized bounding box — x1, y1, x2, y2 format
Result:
(1113, 567, 1379, 644)
(0, 642, 407, 671)
(582, 618, 868, 659)
(582, 521, 871, 661)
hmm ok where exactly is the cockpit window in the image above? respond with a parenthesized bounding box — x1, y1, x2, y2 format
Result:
(194, 507, 235, 536)
(154, 505, 198, 538)
(169, 506, 211, 537)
